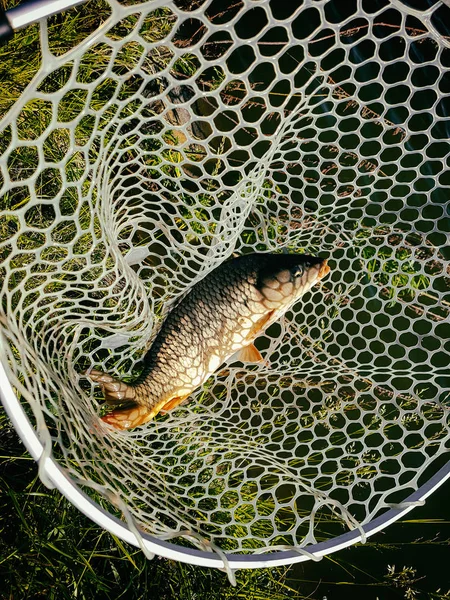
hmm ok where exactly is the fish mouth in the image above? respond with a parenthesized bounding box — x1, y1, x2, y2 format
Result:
(317, 259, 330, 280)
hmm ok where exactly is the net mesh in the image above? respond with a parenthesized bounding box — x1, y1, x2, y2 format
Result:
(1, 0, 450, 556)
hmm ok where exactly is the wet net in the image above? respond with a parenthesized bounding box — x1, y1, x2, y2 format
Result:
(1, 0, 450, 565)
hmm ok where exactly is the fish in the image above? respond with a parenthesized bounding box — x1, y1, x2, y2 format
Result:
(87, 252, 330, 430)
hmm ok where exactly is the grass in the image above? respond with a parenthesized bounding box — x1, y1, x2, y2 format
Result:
(1, 0, 450, 597)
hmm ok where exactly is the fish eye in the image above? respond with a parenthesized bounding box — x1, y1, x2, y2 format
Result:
(291, 265, 303, 277)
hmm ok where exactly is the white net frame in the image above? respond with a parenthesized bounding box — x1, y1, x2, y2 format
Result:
(1, 0, 450, 573)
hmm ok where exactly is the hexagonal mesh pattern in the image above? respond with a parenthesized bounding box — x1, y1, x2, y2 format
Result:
(1, 0, 450, 557)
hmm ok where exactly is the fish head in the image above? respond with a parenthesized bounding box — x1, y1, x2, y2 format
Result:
(257, 254, 330, 309)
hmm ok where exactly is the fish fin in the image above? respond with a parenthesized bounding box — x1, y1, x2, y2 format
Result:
(236, 343, 264, 363)
(318, 259, 330, 280)
(86, 369, 136, 405)
(101, 404, 155, 430)
(160, 393, 191, 413)
(247, 310, 275, 340)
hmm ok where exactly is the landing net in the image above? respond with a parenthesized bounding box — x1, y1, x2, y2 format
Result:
(1, 0, 450, 564)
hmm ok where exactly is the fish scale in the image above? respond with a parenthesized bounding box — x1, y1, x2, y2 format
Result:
(87, 253, 330, 429)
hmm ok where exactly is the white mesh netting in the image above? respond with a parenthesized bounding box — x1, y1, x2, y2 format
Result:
(1, 0, 450, 558)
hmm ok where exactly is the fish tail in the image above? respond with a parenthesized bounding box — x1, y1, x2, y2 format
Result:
(101, 404, 155, 430)
(86, 369, 136, 405)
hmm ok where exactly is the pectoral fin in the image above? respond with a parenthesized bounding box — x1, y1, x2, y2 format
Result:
(236, 343, 264, 363)
(247, 310, 275, 340)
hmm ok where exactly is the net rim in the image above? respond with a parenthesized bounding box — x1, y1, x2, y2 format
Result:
(2, 355, 449, 569)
